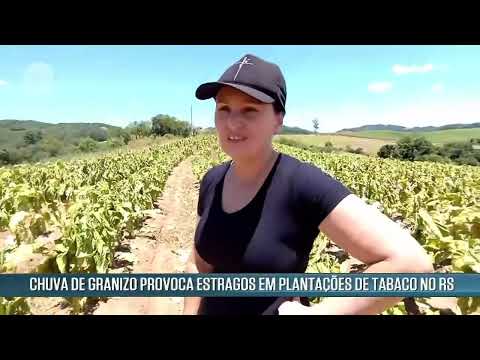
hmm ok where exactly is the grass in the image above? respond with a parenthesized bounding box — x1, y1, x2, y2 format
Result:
(339, 128, 480, 144)
(275, 134, 394, 155)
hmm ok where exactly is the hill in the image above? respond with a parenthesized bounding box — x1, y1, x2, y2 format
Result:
(0, 119, 122, 143)
(339, 124, 407, 132)
(0, 119, 125, 164)
(275, 134, 393, 155)
(339, 128, 480, 144)
(339, 122, 480, 133)
(280, 125, 313, 135)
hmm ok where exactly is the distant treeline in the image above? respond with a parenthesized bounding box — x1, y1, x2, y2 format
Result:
(280, 126, 313, 135)
(378, 137, 480, 166)
(0, 127, 131, 165)
(127, 114, 199, 138)
(0, 114, 199, 165)
(276, 136, 366, 155)
(339, 122, 480, 132)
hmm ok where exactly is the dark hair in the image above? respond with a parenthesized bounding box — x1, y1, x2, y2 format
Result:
(215, 90, 285, 115)
(273, 101, 285, 115)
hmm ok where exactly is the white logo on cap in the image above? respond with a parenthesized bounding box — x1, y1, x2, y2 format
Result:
(234, 57, 254, 81)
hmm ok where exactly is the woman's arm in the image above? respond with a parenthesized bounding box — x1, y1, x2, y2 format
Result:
(182, 247, 214, 315)
(183, 217, 214, 315)
(280, 194, 433, 315)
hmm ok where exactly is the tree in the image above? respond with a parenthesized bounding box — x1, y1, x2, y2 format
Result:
(120, 130, 131, 145)
(24, 130, 43, 145)
(378, 144, 400, 159)
(312, 118, 319, 134)
(439, 142, 473, 160)
(151, 114, 173, 136)
(107, 138, 124, 148)
(192, 127, 201, 136)
(456, 156, 479, 166)
(151, 114, 191, 137)
(127, 121, 151, 139)
(382, 136, 434, 161)
(0, 149, 9, 165)
(377, 137, 479, 166)
(78, 138, 98, 153)
(415, 154, 449, 163)
(138, 121, 152, 137)
(412, 137, 435, 157)
(473, 150, 480, 162)
(89, 127, 109, 142)
(39, 138, 64, 157)
(396, 136, 416, 161)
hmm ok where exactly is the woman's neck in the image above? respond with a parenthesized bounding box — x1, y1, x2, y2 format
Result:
(230, 148, 278, 186)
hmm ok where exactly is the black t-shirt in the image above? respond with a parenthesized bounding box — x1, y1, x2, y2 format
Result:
(194, 152, 351, 315)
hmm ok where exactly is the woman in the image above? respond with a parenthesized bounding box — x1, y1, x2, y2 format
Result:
(183, 54, 433, 315)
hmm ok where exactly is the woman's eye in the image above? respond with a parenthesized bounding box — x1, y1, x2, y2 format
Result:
(217, 106, 229, 112)
(244, 108, 258, 116)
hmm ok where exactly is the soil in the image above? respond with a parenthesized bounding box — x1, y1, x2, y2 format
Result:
(92, 157, 198, 315)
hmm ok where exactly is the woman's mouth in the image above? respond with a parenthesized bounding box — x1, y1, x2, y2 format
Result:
(227, 136, 247, 143)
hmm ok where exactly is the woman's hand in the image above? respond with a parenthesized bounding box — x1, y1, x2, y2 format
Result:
(277, 297, 329, 315)
(306, 194, 433, 315)
(183, 219, 214, 315)
(277, 300, 313, 315)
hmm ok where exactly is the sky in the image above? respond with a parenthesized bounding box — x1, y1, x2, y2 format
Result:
(1, 45, 479, 132)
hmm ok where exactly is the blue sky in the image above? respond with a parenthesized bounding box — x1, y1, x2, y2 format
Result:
(1, 45, 479, 132)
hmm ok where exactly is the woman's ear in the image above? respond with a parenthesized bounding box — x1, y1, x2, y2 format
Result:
(273, 112, 284, 134)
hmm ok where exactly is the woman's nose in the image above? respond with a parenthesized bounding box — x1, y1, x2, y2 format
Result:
(226, 113, 244, 130)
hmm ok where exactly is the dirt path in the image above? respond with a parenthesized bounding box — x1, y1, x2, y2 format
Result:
(93, 157, 199, 315)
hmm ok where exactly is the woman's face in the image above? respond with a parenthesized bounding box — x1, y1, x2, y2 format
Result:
(214, 86, 283, 161)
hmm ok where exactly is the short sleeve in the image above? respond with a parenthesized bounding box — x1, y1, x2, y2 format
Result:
(293, 162, 352, 226)
(196, 163, 227, 217)
(197, 172, 210, 217)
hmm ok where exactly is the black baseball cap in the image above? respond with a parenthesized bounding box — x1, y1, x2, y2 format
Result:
(195, 54, 287, 113)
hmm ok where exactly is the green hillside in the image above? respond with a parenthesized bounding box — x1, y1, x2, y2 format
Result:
(0, 120, 123, 148)
(280, 125, 313, 135)
(275, 134, 393, 155)
(0, 120, 125, 165)
(339, 128, 480, 144)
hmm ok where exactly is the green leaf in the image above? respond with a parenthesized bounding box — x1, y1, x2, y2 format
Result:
(472, 223, 480, 238)
(56, 252, 68, 273)
(418, 209, 444, 240)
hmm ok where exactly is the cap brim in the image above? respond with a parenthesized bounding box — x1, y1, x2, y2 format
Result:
(195, 82, 275, 103)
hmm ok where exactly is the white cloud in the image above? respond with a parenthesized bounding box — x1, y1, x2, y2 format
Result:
(368, 82, 393, 93)
(0, 80, 7, 86)
(393, 64, 434, 75)
(388, 100, 480, 126)
(432, 83, 445, 93)
(23, 62, 55, 96)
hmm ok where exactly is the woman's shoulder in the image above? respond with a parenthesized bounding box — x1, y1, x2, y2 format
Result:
(197, 161, 231, 217)
(278, 152, 351, 200)
(199, 161, 230, 188)
(278, 152, 330, 179)
(278, 153, 352, 224)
